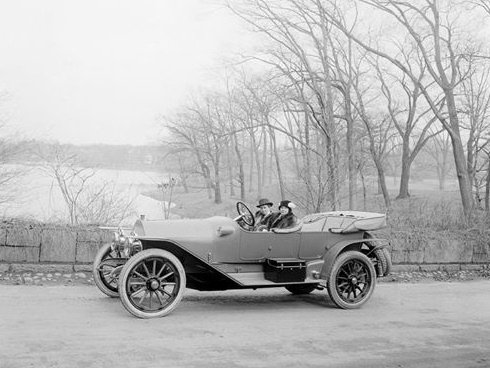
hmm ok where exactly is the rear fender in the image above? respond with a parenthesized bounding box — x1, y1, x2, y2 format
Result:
(320, 238, 387, 279)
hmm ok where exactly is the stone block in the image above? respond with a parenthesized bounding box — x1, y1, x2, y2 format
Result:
(419, 264, 442, 272)
(0, 246, 39, 262)
(10, 263, 74, 273)
(391, 264, 420, 272)
(440, 263, 461, 272)
(77, 228, 103, 243)
(460, 264, 486, 271)
(390, 249, 405, 264)
(387, 234, 405, 252)
(40, 228, 76, 263)
(74, 264, 93, 272)
(405, 250, 424, 263)
(0, 263, 10, 272)
(0, 227, 6, 246)
(6, 225, 42, 247)
(424, 237, 473, 263)
(76, 242, 101, 263)
(472, 242, 490, 263)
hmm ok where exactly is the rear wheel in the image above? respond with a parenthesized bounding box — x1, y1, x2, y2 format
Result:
(327, 251, 376, 309)
(285, 284, 318, 295)
(119, 249, 186, 319)
(373, 247, 392, 277)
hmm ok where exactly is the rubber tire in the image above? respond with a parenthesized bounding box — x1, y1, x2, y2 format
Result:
(285, 284, 318, 295)
(93, 243, 121, 298)
(374, 247, 392, 277)
(118, 249, 186, 319)
(327, 251, 376, 309)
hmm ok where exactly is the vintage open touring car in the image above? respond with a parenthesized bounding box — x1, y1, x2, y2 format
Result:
(93, 202, 391, 318)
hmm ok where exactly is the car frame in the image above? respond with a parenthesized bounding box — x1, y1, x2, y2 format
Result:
(93, 201, 391, 318)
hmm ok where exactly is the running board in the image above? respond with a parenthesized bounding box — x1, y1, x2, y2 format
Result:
(228, 272, 319, 287)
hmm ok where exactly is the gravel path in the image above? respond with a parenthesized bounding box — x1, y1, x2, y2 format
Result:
(1, 279, 490, 368)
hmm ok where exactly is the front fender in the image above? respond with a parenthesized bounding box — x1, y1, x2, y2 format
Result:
(320, 238, 387, 279)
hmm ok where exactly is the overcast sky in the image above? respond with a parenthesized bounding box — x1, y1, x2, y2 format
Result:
(0, 0, 247, 145)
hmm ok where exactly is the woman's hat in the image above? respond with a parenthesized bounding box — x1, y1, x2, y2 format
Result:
(256, 198, 273, 208)
(279, 200, 296, 209)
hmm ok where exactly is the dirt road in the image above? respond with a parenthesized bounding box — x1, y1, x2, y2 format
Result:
(1, 280, 489, 368)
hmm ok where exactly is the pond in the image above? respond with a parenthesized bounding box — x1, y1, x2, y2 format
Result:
(0, 164, 174, 225)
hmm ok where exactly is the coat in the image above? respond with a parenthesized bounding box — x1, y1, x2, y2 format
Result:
(269, 211, 297, 229)
(254, 210, 274, 230)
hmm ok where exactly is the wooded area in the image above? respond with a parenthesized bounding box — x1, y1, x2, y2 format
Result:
(161, 0, 490, 218)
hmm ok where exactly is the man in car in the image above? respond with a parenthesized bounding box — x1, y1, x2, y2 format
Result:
(270, 200, 297, 229)
(254, 198, 275, 230)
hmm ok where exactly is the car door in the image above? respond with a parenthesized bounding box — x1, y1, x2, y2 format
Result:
(239, 230, 274, 261)
(239, 230, 302, 260)
(268, 232, 301, 258)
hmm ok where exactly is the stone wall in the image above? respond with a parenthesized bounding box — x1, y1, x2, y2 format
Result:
(386, 228, 490, 264)
(0, 222, 113, 270)
(0, 223, 489, 271)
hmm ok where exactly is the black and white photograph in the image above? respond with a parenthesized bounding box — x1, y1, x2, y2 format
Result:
(0, 0, 489, 367)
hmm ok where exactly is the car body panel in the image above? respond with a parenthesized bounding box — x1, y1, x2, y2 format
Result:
(127, 210, 387, 290)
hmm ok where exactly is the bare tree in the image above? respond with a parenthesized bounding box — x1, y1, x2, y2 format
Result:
(353, 81, 395, 208)
(37, 143, 135, 225)
(0, 137, 23, 205)
(328, 0, 486, 216)
(373, 53, 443, 199)
(459, 56, 490, 201)
(165, 93, 231, 204)
(228, 0, 341, 209)
(76, 181, 136, 225)
(426, 130, 453, 191)
(164, 112, 214, 199)
(0, 93, 25, 206)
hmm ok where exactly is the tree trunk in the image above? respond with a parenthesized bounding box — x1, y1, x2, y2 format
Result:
(485, 158, 490, 212)
(397, 140, 411, 199)
(359, 165, 367, 211)
(252, 135, 263, 199)
(269, 125, 285, 199)
(248, 135, 255, 193)
(214, 153, 222, 204)
(446, 94, 473, 216)
(227, 145, 235, 197)
(261, 127, 268, 190)
(232, 132, 246, 200)
(346, 101, 356, 209)
(375, 161, 391, 208)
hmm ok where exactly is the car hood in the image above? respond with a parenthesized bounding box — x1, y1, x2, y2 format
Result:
(132, 216, 234, 242)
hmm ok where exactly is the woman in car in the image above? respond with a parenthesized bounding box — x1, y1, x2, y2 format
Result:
(270, 200, 297, 229)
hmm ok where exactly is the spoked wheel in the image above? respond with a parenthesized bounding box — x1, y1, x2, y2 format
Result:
(119, 249, 186, 319)
(327, 251, 376, 309)
(93, 243, 127, 297)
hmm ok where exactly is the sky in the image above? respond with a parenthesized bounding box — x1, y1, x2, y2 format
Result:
(0, 0, 248, 145)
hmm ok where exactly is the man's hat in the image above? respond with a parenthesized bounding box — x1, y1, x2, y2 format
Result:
(257, 198, 273, 208)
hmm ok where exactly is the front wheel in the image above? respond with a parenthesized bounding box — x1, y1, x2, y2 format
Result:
(327, 251, 376, 309)
(93, 243, 125, 298)
(118, 249, 186, 319)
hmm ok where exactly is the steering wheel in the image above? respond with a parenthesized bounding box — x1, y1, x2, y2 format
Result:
(235, 201, 255, 227)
